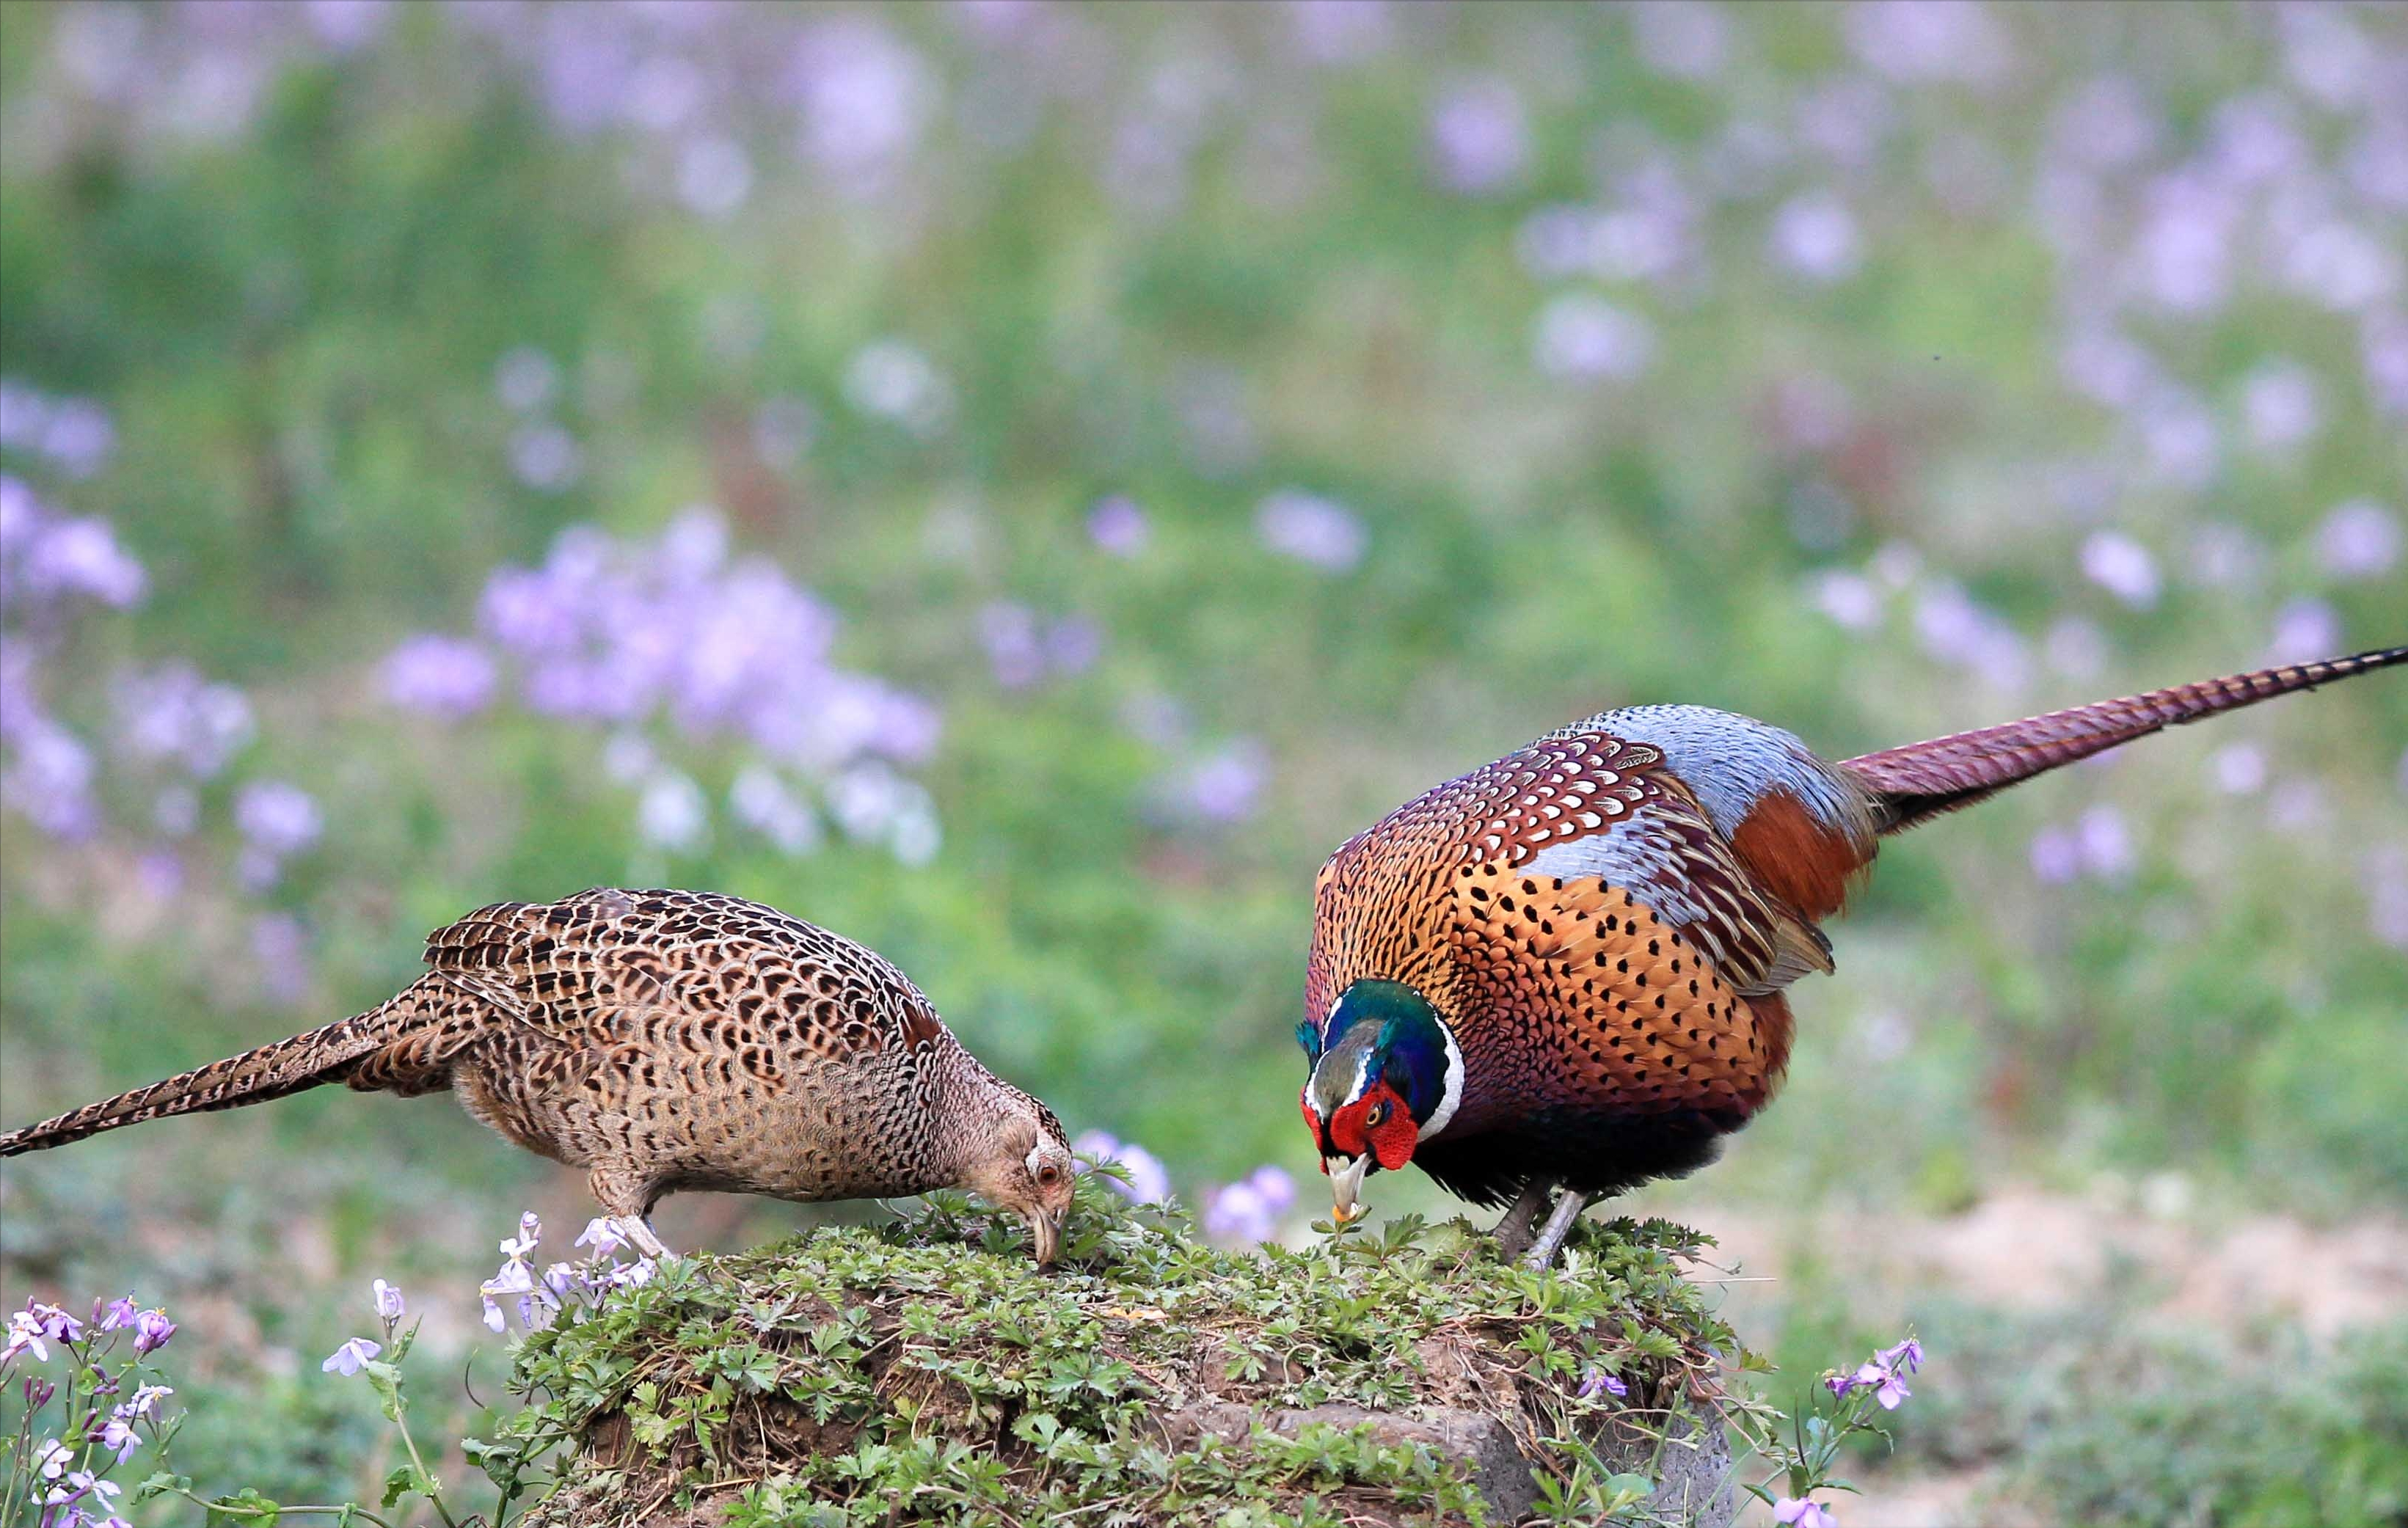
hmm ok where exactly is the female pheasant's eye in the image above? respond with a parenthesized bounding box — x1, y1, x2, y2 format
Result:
(1037, 1164, 1059, 1186)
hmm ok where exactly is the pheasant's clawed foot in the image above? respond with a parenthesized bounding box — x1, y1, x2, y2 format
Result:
(614, 1216, 672, 1260)
(1522, 1189, 1593, 1271)
(1489, 1180, 1557, 1262)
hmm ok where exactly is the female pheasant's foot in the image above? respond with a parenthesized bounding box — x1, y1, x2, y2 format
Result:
(612, 1216, 672, 1260)
(1522, 1189, 1593, 1271)
(1489, 1180, 1557, 1262)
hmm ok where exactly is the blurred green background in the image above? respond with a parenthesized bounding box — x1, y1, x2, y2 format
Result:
(2, 1, 2404, 1522)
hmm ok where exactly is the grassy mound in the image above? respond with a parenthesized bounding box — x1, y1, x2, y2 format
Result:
(480, 1176, 1747, 1527)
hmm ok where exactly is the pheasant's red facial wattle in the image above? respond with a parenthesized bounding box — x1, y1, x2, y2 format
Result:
(1328, 1083, 1417, 1171)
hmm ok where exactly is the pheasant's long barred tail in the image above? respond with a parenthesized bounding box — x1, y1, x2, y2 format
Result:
(0, 987, 433, 1158)
(1841, 646, 2408, 834)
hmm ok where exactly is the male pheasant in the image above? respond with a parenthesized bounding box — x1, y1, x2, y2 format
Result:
(1296, 648, 2406, 1267)
(1, 888, 1078, 1262)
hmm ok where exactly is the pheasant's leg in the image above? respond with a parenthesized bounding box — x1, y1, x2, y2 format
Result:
(617, 1218, 672, 1260)
(1522, 1189, 1594, 1271)
(1489, 1180, 1557, 1261)
(588, 1163, 673, 1258)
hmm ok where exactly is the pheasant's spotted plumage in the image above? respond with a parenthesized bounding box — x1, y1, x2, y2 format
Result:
(1304, 648, 2405, 1217)
(2, 889, 1074, 1251)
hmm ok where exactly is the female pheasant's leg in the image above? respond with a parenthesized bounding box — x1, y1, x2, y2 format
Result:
(1522, 1189, 1593, 1271)
(618, 1218, 671, 1260)
(589, 1163, 674, 1259)
(1489, 1180, 1557, 1261)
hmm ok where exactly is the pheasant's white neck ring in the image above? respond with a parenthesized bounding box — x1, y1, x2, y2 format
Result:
(1418, 1019, 1465, 1144)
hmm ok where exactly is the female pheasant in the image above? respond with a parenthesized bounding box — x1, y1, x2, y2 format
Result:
(1296, 648, 2406, 1267)
(1, 888, 1078, 1263)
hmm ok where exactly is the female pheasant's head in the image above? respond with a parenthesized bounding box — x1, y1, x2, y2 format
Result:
(1296, 979, 1464, 1224)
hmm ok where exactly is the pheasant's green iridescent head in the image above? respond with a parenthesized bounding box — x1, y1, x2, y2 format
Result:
(1296, 979, 1464, 1224)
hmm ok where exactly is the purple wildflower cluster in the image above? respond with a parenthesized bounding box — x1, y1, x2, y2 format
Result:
(979, 603, 1101, 692)
(1070, 1130, 1172, 1206)
(1071, 1133, 1298, 1247)
(1200, 1166, 1297, 1246)
(2, 478, 319, 940)
(473, 1213, 657, 1336)
(1828, 1335, 1924, 1411)
(2, 1293, 178, 1527)
(0, 381, 114, 480)
(1757, 1335, 1927, 1528)
(1255, 490, 1366, 574)
(388, 511, 943, 865)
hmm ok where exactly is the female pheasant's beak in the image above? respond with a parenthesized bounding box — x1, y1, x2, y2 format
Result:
(1326, 1153, 1371, 1224)
(1027, 1208, 1063, 1267)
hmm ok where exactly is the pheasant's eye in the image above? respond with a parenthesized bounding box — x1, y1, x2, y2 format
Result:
(1036, 1163, 1061, 1187)
(1365, 1102, 1387, 1127)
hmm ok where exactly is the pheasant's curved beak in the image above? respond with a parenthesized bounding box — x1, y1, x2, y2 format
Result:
(1326, 1154, 1371, 1225)
(1028, 1209, 1064, 1267)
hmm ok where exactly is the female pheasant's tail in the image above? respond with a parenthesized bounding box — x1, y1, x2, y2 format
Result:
(1842, 646, 2407, 835)
(0, 986, 436, 1158)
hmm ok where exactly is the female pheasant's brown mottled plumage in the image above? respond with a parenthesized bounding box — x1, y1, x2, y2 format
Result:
(2, 889, 1076, 1257)
(1303, 648, 2404, 1235)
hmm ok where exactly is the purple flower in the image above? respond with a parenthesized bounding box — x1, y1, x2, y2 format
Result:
(131, 1307, 175, 1354)
(980, 602, 1046, 690)
(843, 340, 952, 436)
(382, 635, 497, 720)
(372, 1279, 406, 1326)
(1202, 1169, 1295, 1246)
(321, 1337, 382, 1375)
(2267, 599, 2342, 665)
(1181, 742, 1268, 825)
(1770, 192, 1862, 284)
(508, 423, 583, 492)
(1087, 497, 1149, 557)
(1533, 296, 1657, 383)
(4, 1308, 53, 1365)
(1255, 490, 1365, 573)
(2316, 500, 2401, 582)
(1045, 616, 1101, 678)
(121, 1382, 171, 1419)
(29, 1436, 68, 1483)
(637, 772, 709, 852)
(96, 1295, 141, 1331)
(575, 1218, 629, 1257)
(792, 16, 930, 186)
(492, 347, 558, 413)
(1, 719, 99, 841)
(1577, 1366, 1630, 1400)
(1880, 1337, 1924, 1374)
(1812, 571, 1882, 632)
(1426, 78, 1528, 195)
(24, 513, 145, 607)
(98, 1412, 140, 1463)
(502, 1211, 543, 1260)
(1856, 1358, 1911, 1409)
(251, 913, 312, 1005)
(2029, 825, 2081, 885)
(235, 780, 321, 857)
(1071, 1130, 1171, 1205)
(1629, 0, 1729, 81)
(730, 767, 820, 857)
(1843, 0, 2008, 85)
(1773, 1497, 1836, 1528)
(2211, 743, 2267, 796)
(112, 664, 255, 778)
(2079, 532, 2159, 609)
